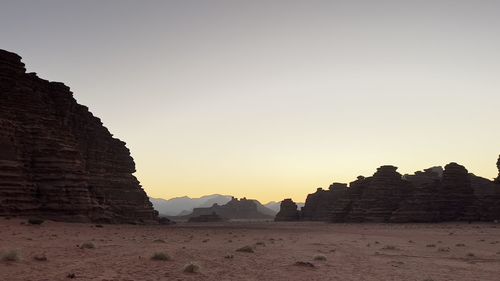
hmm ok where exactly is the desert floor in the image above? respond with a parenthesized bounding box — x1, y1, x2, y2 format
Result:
(1, 219, 500, 281)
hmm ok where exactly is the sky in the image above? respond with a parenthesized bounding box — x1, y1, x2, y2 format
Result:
(1, 0, 499, 203)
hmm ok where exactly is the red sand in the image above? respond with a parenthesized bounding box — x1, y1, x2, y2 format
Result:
(1, 219, 500, 280)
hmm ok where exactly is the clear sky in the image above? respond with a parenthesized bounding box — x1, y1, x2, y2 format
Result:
(1, 1, 499, 203)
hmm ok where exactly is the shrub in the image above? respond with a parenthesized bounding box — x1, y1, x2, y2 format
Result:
(236, 245, 254, 253)
(438, 247, 450, 252)
(1, 250, 20, 262)
(294, 261, 315, 267)
(183, 262, 201, 273)
(426, 244, 436, 248)
(313, 254, 327, 261)
(151, 252, 171, 261)
(33, 254, 48, 261)
(28, 218, 44, 225)
(382, 245, 398, 250)
(153, 239, 166, 243)
(80, 242, 96, 249)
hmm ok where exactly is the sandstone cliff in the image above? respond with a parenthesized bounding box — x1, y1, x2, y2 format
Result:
(282, 158, 500, 223)
(0, 49, 158, 223)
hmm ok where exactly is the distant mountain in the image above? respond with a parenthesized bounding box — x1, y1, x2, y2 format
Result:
(264, 201, 305, 213)
(150, 194, 232, 216)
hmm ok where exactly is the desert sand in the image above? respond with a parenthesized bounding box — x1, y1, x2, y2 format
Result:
(1, 219, 500, 281)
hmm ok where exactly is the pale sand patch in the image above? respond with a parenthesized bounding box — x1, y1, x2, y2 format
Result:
(1, 219, 500, 280)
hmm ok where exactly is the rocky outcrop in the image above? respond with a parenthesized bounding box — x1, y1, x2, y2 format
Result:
(279, 159, 500, 223)
(184, 197, 273, 220)
(274, 199, 300, 221)
(0, 49, 158, 223)
(348, 166, 411, 222)
(496, 155, 500, 183)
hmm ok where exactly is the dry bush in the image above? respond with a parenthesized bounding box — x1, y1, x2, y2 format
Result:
(80, 242, 96, 249)
(313, 254, 327, 261)
(382, 245, 398, 250)
(236, 245, 255, 253)
(151, 252, 171, 261)
(28, 218, 44, 225)
(1, 250, 20, 262)
(183, 262, 201, 273)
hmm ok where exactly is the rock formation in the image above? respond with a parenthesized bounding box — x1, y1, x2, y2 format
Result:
(496, 155, 500, 183)
(279, 158, 500, 223)
(182, 197, 273, 220)
(0, 49, 158, 223)
(274, 199, 300, 221)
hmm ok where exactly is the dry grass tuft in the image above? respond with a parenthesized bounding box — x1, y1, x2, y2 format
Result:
(151, 252, 171, 261)
(313, 254, 327, 261)
(236, 245, 255, 253)
(1, 250, 20, 262)
(80, 242, 96, 249)
(183, 262, 201, 273)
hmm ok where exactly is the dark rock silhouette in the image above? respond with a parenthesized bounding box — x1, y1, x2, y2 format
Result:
(274, 199, 300, 221)
(279, 159, 500, 223)
(496, 155, 500, 183)
(179, 197, 273, 220)
(188, 212, 226, 222)
(0, 49, 158, 223)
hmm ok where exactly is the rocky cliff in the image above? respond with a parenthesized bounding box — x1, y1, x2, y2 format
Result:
(274, 199, 300, 221)
(281, 158, 500, 223)
(496, 155, 500, 183)
(0, 49, 158, 223)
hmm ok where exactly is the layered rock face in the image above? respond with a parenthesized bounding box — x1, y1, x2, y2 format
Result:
(280, 159, 500, 223)
(0, 49, 158, 223)
(275, 199, 300, 221)
(348, 166, 411, 222)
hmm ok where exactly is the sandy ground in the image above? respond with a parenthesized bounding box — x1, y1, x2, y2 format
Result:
(1, 219, 500, 281)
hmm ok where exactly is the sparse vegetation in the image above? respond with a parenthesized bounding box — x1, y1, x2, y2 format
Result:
(313, 254, 327, 261)
(455, 243, 466, 247)
(466, 252, 475, 258)
(151, 252, 171, 261)
(438, 247, 450, 252)
(1, 250, 20, 262)
(33, 254, 48, 261)
(80, 242, 96, 249)
(382, 245, 398, 250)
(153, 239, 166, 243)
(28, 218, 44, 225)
(426, 244, 436, 248)
(236, 245, 255, 253)
(294, 261, 315, 268)
(183, 262, 201, 273)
